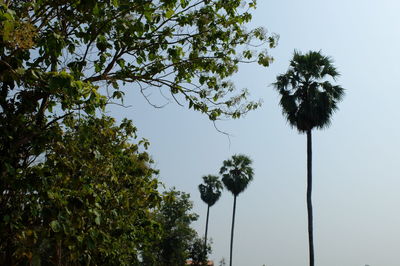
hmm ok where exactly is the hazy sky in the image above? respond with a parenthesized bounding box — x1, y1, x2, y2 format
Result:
(109, 0, 400, 265)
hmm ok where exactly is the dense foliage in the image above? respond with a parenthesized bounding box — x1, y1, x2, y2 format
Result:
(141, 189, 206, 266)
(220, 154, 254, 197)
(1, 115, 162, 265)
(187, 236, 211, 266)
(199, 175, 223, 207)
(273, 50, 344, 132)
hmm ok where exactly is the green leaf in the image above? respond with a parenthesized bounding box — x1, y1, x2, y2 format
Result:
(50, 220, 61, 232)
(95, 215, 101, 225)
(3, 20, 14, 41)
(111, 0, 119, 7)
(116, 58, 125, 68)
(165, 9, 174, 19)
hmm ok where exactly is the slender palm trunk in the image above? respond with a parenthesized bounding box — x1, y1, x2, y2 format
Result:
(4, 242, 12, 265)
(204, 204, 210, 248)
(307, 130, 314, 266)
(56, 239, 62, 266)
(229, 195, 237, 266)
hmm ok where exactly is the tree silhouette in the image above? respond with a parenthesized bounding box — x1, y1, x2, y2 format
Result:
(198, 175, 223, 249)
(220, 154, 254, 266)
(273, 50, 344, 266)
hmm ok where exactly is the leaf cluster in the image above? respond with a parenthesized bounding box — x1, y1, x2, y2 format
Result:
(141, 189, 201, 266)
(1, 0, 277, 124)
(198, 174, 223, 207)
(273, 50, 344, 132)
(220, 154, 254, 197)
(0, 115, 162, 265)
(187, 236, 212, 266)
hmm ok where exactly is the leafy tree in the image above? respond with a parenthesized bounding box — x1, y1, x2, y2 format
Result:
(187, 236, 211, 266)
(220, 154, 254, 266)
(273, 50, 344, 266)
(5, 117, 161, 265)
(198, 174, 223, 249)
(0, 115, 162, 265)
(0, 112, 208, 265)
(0, 0, 277, 187)
(141, 189, 199, 266)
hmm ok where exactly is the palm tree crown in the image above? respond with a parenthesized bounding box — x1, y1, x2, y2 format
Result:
(273, 50, 344, 132)
(198, 175, 223, 207)
(220, 154, 254, 197)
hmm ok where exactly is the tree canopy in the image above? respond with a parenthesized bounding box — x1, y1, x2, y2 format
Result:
(220, 154, 254, 197)
(141, 189, 203, 266)
(273, 50, 344, 132)
(1, 115, 162, 265)
(199, 174, 223, 207)
(1, 0, 276, 121)
(0, 0, 277, 197)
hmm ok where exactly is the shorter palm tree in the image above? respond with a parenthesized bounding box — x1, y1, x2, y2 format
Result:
(220, 154, 254, 266)
(198, 175, 223, 248)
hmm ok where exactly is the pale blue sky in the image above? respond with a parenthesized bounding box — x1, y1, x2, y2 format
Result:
(109, 0, 400, 265)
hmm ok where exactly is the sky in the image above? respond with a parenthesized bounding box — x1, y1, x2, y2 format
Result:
(108, 0, 400, 265)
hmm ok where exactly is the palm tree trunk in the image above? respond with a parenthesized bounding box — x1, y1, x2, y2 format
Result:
(229, 195, 237, 266)
(56, 239, 62, 266)
(307, 129, 314, 266)
(204, 204, 210, 248)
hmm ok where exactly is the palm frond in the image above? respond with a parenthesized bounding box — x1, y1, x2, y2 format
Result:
(272, 50, 344, 133)
(220, 154, 254, 196)
(198, 174, 223, 207)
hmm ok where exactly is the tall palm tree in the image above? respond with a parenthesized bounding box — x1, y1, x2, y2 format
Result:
(198, 175, 223, 249)
(220, 154, 254, 266)
(273, 50, 344, 266)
